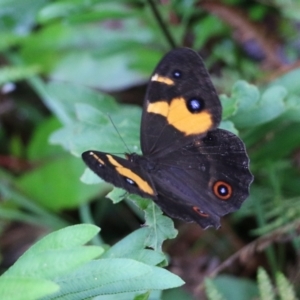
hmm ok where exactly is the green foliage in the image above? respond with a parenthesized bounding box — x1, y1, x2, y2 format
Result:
(1, 0, 300, 299)
(205, 279, 227, 300)
(205, 268, 298, 300)
(205, 276, 258, 300)
(0, 65, 40, 85)
(257, 268, 298, 300)
(276, 272, 298, 300)
(258, 267, 275, 300)
(0, 225, 183, 300)
(0, 225, 102, 300)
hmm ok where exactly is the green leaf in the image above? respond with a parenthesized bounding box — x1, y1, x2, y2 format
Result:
(283, 95, 300, 122)
(45, 82, 118, 125)
(230, 82, 287, 128)
(102, 227, 165, 265)
(0, 65, 40, 85)
(80, 167, 103, 184)
(44, 258, 184, 299)
(271, 68, 300, 95)
(219, 120, 238, 134)
(162, 288, 195, 300)
(106, 187, 127, 204)
(232, 80, 260, 109)
(66, 2, 135, 24)
(220, 93, 238, 120)
(250, 123, 300, 163)
(3, 225, 103, 279)
(0, 0, 49, 31)
(0, 277, 59, 300)
(28, 16, 155, 91)
(0, 32, 23, 51)
(16, 155, 102, 210)
(144, 204, 178, 252)
(89, 291, 162, 300)
(193, 15, 227, 49)
(26, 224, 100, 251)
(0, 225, 103, 300)
(48, 82, 141, 156)
(134, 291, 151, 300)
(127, 194, 152, 211)
(51, 50, 146, 90)
(208, 275, 258, 300)
(26, 117, 63, 160)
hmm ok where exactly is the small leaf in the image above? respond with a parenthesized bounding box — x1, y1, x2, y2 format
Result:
(220, 93, 238, 119)
(128, 194, 152, 210)
(134, 291, 151, 300)
(232, 80, 260, 111)
(144, 204, 178, 252)
(107, 188, 127, 204)
(219, 120, 238, 134)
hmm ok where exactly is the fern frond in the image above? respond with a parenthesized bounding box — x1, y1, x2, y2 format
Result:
(276, 272, 298, 300)
(257, 267, 275, 300)
(204, 278, 226, 300)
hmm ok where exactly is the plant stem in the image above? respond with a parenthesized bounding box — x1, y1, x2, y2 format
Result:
(147, 0, 176, 49)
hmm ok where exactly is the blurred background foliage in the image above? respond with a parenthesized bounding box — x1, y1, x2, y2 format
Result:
(1, 0, 300, 299)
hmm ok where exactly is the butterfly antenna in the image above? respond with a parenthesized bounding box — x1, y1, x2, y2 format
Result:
(107, 114, 131, 153)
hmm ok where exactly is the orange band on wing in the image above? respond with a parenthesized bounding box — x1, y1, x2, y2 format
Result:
(151, 74, 174, 85)
(107, 155, 155, 196)
(147, 97, 213, 135)
(147, 101, 169, 116)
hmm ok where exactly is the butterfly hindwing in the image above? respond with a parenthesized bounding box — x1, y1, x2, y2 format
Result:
(141, 48, 222, 157)
(145, 129, 253, 229)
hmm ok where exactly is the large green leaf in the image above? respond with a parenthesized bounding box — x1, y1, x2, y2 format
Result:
(15, 117, 103, 210)
(0, 225, 103, 300)
(44, 258, 184, 300)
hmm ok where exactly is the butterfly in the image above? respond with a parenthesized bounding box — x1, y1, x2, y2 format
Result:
(82, 48, 253, 229)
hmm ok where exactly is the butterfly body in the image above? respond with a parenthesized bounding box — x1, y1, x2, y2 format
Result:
(82, 48, 253, 229)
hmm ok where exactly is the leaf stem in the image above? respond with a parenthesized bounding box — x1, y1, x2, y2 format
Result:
(147, 0, 177, 49)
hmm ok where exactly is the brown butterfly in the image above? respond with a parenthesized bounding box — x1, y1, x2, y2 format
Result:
(82, 48, 253, 229)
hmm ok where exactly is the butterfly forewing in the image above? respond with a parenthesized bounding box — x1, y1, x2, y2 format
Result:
(82, 151, 157, 199)
(141, 48, 222, 157)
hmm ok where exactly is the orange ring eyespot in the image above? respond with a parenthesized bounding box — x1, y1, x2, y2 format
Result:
(193, 206, 209, 218)
(213, 181, 232, 200)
